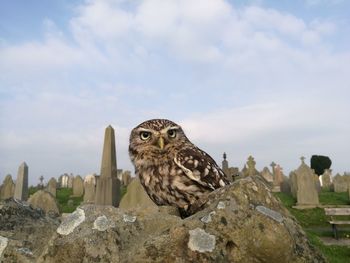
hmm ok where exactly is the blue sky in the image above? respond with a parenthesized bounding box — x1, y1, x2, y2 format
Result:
(1, 0, 349, 185)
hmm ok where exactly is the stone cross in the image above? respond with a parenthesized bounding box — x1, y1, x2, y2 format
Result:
(270, 162, 276, 174)
(39, 175, 44, 188)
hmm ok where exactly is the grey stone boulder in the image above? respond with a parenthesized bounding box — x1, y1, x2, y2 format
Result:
(0, 198, 59, 262)
(38, 176, 325, 263)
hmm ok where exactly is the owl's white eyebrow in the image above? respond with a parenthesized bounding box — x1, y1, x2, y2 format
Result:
(138, 128, 153, 132)
(161, 126, 180, 133)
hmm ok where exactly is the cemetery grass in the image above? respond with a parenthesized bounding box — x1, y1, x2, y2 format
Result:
(56, 188, 83, 213)
(274, 192, 350, 263)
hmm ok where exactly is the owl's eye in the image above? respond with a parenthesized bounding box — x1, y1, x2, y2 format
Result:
(140, 131, 151, 141)
(167, 129, 177, 138)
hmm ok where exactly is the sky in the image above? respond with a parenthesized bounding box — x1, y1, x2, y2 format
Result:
(0, 0, 349, 186)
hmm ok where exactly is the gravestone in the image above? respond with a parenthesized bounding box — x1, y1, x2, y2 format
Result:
(95, 125, 121, 206)
(246, 155, 259, 176)
(260, 167, 273, 184)
(289, 171, 298, 198)
(119, 177, 157, 211)
(294, 157, 319, 208)
(83, 174, 96, 203)
(61, 174, 69, 188)
(280, 175, 291, 194)
(333, 174, 348, 192)
(68, 175, 74, 188)
(46, 177, 57, 197)
(222, 152, 229, 175)
(121, 171, 132, 186)
(241, 165, 248, 177)
(272, 164, 283, 192)
(0, 174, 15, 200)
(14, 162, 29, 201)
(321, 169, 332, 191)
(28, 190, 59, 215)
(72, 175, 84, 197)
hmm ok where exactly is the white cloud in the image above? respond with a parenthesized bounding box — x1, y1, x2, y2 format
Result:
(1, 0, 349, 184)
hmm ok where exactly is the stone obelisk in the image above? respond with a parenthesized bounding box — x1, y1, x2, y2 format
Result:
(95, 125, 120, 206)
(14, 162, 29, 201)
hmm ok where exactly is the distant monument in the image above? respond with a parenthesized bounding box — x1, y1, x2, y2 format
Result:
(14, 162, 29, 201)
(221, 152, 235, 182)
(222, 152, 229, 174)
(94, 125, 121, 206)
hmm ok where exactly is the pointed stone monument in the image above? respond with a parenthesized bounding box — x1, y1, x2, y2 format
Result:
(14, 162, 29, 201)
(95, 125, 121, 206)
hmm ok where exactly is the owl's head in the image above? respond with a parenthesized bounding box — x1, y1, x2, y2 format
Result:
(129, 119, 188, 161)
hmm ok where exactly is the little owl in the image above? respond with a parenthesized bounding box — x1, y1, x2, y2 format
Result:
(129, 119, 229, 217)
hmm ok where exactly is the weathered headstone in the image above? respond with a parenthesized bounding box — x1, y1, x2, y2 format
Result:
(14, 162, 29, 201)
(28, 190, 60, 215)
(294, 157, 319, 208)
(272, 164, 283, 192)
(289, 171, 298, 198)
(60, 174, 69, 188)
(280, 175, 291, 194)
(121, 171, 132, 186)
(260, 167, 273, 184)
(246, 155, 259, 177)
(46, 178, 57, 197)
(0, 174, 15, 200)
(95, 125, 121, 206)
(72, 175, 84, 197)
(83, 174, 96, 203)
(68, 175, 74, 188)
(119, 177, 157, 211)
(333, 174, 348, 192)
(321, 169, 332, 191)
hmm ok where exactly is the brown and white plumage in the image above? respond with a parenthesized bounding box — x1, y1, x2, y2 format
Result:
(129, 119, 229, 216)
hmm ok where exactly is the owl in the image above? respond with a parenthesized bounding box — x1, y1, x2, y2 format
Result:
(129, 119, 229, 217)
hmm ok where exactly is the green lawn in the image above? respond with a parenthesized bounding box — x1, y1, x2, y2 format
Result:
(56, 188, 83, 213)
(273, 191, 350, 263)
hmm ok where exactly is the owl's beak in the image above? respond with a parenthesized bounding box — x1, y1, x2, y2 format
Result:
(158, 137, 165, 150)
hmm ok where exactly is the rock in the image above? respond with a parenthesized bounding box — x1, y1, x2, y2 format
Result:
(0, 198, 59, 262)
(27, 190, 60, 216)
(37, 176, 325, 263)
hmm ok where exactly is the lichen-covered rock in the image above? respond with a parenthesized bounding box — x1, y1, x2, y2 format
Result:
(0, 198, 59, 262)
(36, 176, 325, 263)
(56, 208, 85, 235)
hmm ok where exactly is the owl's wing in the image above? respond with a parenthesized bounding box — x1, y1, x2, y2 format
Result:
(174, 147, 229, 190)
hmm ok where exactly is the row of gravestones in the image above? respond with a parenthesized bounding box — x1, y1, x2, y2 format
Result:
(222, 154, 350, 208)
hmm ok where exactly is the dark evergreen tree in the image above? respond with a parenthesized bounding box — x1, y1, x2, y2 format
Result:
(310, 155, 332, 176)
